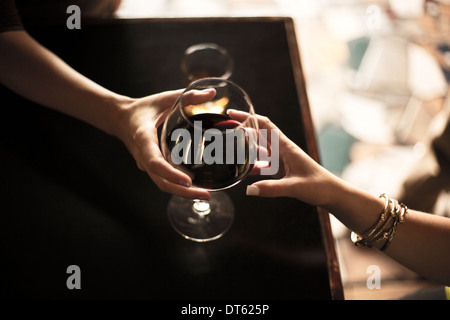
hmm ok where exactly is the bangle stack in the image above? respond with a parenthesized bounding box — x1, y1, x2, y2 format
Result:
(351, 193, 407, 251)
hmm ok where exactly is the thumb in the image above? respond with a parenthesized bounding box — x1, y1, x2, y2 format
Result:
(246, 179, 291, 198)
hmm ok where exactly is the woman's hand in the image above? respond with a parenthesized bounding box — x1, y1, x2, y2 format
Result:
(113, 89, 216, 200)
(232, 114, 450, 285)
(239, 113, 339, 208)
(0, 30, 216, 200)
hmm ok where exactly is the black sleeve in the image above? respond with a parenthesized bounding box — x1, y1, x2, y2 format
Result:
(0, 0, 23, 33)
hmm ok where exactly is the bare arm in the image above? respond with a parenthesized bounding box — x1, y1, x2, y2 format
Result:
(0, 30, 125, 135)
(325, 178, 450, 285)
(0, 30, 211, 200)
(241, 113, 450, 286)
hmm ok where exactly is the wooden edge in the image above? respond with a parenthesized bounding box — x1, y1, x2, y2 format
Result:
(78, 15, 294, 26)
(24, 15, 294, 29)
(283, 17, 345, 300)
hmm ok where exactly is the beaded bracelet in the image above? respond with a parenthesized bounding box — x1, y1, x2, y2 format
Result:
(351, 194, 407, 251)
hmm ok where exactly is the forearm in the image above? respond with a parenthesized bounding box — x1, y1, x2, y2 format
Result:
(322, 176, 450, 285)
(385, 210, 450, 285)
(0, 30, 132, 135)
(251, 116, 450, 285)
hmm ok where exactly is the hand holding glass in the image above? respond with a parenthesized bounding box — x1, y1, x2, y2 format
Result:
(160, 78, 258, 242)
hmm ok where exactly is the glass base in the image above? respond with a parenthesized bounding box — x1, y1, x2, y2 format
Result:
(167, 191, 234, 242)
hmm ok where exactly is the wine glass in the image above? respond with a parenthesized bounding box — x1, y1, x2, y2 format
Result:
(181, 43, 233, 85)
(160, 78, 258, 242)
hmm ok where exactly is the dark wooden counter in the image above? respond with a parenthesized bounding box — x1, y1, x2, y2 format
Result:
(0, 17, 343, 300)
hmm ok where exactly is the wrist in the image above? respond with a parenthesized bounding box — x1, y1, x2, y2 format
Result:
(319, 177, 385, 235)
(103, 93, 135, 138)
(301, 168, 347, 209)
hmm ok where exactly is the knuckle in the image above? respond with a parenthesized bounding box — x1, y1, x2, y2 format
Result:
(258, 115, 270, 125)
(134, 127, 151, 143)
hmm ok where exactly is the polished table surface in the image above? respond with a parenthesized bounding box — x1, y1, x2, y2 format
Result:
(0, 17, 343, 300)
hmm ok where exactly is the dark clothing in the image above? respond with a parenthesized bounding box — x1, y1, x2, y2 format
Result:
(0, 0, 119, 30)
(0, 0, 23, 33)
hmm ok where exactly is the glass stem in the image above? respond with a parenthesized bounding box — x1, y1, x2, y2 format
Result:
(192, 200, 211, 219)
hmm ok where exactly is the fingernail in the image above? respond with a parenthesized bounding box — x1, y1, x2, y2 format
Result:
(179, 180, 191, 187)
(246, 185, 259, 196)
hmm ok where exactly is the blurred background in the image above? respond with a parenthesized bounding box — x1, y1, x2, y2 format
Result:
(115, 0, 450, 299)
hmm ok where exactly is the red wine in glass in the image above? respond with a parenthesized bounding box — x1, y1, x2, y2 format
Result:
(161, 78, 258, 242)
(166, 113, 254, 190)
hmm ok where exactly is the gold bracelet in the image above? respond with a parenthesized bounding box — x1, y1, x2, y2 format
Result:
(366, 198, 398, 245)
(380, 202, 407, 251)
(351, 193, 390, 246)
(363, 193, 390, 238)
(352, 196, 397, 247)
(351, 194, 407, 250)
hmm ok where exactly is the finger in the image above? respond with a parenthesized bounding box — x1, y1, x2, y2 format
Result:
(150, 90, 185, 127)
(245, 179, 293, 198)
(150, 173, 210, 200)
(248, 160, 270, 175)
(182, 88, 216, 106)
(136, 128, 194, 187)
(257, 145, 269, 159)
(228, 111, 284, 142)
(145, 154, 194, 187)
(248, 144, 269, 176)
(228, 110, 277, 129)
(154, 107, 172, 128)
(227, 112, 273, 157)
(227, 109, 251, 122)
(134, 122, 209, 199)
(154, 88, 184, 106)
